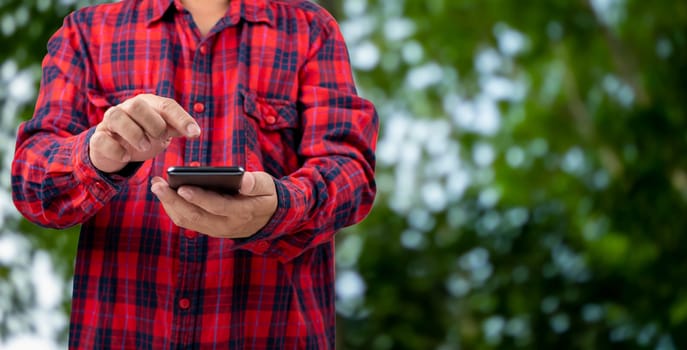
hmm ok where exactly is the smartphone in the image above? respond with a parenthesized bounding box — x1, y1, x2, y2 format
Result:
(167, 166, 245, 194)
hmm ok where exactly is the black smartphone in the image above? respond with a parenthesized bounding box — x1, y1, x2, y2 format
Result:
(167, 166, 245, 194)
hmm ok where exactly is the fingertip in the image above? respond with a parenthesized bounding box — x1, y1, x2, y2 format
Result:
(151, 176, 164, 185)
(151, 182, 163, 195)
(239, 171, 256, 195)
(186, 123, 201, 138)
(150, 176, 168, 194)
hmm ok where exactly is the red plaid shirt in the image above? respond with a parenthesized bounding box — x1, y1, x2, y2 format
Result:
(11, 0, 377, 348)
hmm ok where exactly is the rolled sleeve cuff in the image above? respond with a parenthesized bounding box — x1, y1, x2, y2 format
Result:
(73, 128, 132, 204)
(234, 177, 305, 259)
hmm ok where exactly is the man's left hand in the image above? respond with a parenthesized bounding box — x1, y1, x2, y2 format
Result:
(150, 171, 278, 239)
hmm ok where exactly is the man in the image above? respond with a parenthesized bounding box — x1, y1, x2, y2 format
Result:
(11, 0, 378, 348)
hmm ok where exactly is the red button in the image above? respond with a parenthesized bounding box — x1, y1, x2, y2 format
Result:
(257, 241, 269, 252)
(265, 115, 277, 124)
(193, 102, 205, 113)
(179, 298, 191, 309)
(189, 161, 200, 167)
(94, 181, 107, 194)
(199, 45, 207, 55)
(185, 231, 197, 239)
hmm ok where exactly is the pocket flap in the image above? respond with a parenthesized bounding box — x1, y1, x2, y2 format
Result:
(240, 90, 298, 130)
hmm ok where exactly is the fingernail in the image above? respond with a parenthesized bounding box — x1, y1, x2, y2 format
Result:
(187, 124, 201, 137)
(150, 183, 161, 195)
(178, 188, 192, 200)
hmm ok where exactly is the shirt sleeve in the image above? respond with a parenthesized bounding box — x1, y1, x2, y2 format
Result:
(11, 13, 127, 229)
(239, 13, 378, 262)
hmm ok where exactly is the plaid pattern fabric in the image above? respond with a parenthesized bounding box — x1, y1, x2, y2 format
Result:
(11, 0, 377, 348)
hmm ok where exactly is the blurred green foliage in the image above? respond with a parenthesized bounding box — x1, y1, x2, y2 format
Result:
(335, 0, 687, 349)
(1, 0, 686, 349)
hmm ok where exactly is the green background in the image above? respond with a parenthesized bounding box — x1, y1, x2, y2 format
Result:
(1, 0, 685, 348)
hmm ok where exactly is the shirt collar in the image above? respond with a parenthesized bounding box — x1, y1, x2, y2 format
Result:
(146, 0, 274, 27)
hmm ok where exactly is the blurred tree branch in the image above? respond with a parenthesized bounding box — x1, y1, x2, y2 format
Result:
(582, 0, 651, 106)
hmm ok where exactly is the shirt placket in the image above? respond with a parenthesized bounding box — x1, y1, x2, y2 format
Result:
(173, 14, 215, 348)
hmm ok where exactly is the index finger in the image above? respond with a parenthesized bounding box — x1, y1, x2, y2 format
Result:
(141, 94, 201, 138)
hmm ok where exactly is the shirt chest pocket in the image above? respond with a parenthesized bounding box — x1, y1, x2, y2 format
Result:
(240, 90, 301, 177)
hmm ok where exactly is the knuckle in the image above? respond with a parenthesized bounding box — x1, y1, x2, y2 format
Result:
(90, 130, 106, 144)
(106, 109, 128, 129)
(115, 147, 128, 159)
(91, 131, 114, 148)
(149, 121, 167, 139)
(110, 140, 126, 154)
(128, 98, 147, 114)
(157, 97, 177, 113)
(104, 106, 121, 122)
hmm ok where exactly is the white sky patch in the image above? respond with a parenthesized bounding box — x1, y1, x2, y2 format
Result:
(383, 17, 416, 42)
(423, 120, 452, 158)
(336, 270, 366, 301)
(0, 232, 26, 265)
(343, 0, 368, 17)
(405, 62, 444, 90)
(484, 316, 506, 344)
(656, 38, 673, 59)
(336, 234, 364, 269)
(478, 187, 501, 208)
(590, 0, 626, 27)
(1, 335, 60, 350)
(481, 75, 527, 102)
(602, 74, 635, 108)
(422, 181, 448, 212)
(447, 169, 470, 201)
(473, 143, 496, 168)
(475, 49, 502, 75)
(401, 40, 424, 65)
(494, 23, 528, 57)
(449, 95, 501, 136)
(446, 274, 471, 297)
(562, 147, 587, 175)
(351, 40, 380, 71)
(340, 15, 376, 44)
(401, 229, 425, 250)
(506, 147, 526, 168)
(376, 112, 411, 166)
(8, 70, 35, 104)
(0, 245, 70, 350)
(1, 59, 18, 80)
(31, 251, 63, 309)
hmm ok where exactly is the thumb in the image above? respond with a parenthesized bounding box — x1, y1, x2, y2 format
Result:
(239, 171, 276, 197)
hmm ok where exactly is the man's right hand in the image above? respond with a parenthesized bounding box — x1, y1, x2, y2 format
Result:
(89, 94, 201, 173)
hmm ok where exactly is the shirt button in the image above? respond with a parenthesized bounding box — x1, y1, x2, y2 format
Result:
(265, 115, 277, 125)
(185, 231, 197, 239)
(179, 298, 191, 310)
(189, 161, 200, 167)
(257, 241, 269, 252)
(94, 181, 107, 194)
(199, 44, 207, 55)
(193, 102, 205, 113)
